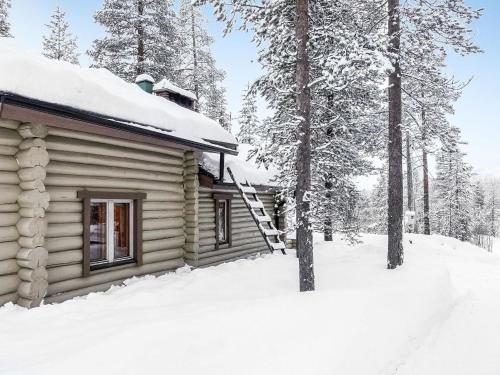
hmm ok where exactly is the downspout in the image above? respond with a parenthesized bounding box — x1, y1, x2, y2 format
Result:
(219, 152, 225, 182)
(0, 95, 5, 118)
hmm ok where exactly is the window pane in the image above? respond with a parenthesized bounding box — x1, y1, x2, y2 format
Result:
(90, 202, 107, 263)
(114, 202, 131, 259)
(218, 201, 226, 243)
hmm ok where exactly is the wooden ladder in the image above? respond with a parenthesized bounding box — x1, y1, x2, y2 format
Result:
(227, 167, 286, 255)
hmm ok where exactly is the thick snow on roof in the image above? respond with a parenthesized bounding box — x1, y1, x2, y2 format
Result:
(0, 39, 236, 148)
(201, 144, 279, 186)
(153, 78, 197, 101)
(135, 73, 154, 83)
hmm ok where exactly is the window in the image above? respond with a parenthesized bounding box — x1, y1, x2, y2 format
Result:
(213, 193, 232, 249)
(78, 191, 146, 276)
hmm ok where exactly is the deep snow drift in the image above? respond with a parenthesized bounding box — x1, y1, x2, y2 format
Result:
(1, 234, 499, 375)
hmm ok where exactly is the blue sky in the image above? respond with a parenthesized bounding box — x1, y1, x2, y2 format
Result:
(7, 0, 499, 173)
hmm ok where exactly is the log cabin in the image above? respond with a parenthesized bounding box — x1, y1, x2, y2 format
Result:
(0, 40, 284, 308)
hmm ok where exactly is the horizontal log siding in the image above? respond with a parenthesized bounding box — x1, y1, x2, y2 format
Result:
(194, 188, 276, 267)
(44, 128, 187, 299)
(0, 121, 21, 305)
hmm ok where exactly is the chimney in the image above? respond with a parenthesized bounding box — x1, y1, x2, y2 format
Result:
(135, 74, 155, 94)
(153, 78, 197, 110)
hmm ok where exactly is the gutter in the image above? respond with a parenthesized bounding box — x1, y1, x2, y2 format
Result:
(0, 92, 238, 155)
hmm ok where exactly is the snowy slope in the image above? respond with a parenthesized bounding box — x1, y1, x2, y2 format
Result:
(1, 234, 499, 374)
(0, 38, 236, 148)
(201, 144, 279, 186)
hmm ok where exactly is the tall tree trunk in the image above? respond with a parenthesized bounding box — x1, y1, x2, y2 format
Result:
(422, 148, 430, 234)
(422, 108, 430, 235)
(136, 0, 145, 76)
(387, 0, 404, 269)
(406, 131, 414, 212)
(491, 193, 496, 236)
(324, 181, 333, 241)
(191, 3, 199, 111)
(405, 131, 414, 233)
(295, 0, 314, 291)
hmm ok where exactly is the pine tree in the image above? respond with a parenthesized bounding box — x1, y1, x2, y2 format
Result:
(237, 85, 259, 144)
(371, 168, 389, 234)
(433, 128, 474, 241)
(387, 0, 404, 269)
(385, 0, 481, 258)
(42, 7, 79, 64)
(0, 0, 11, 37)
(89, 0, 179, 82)
(205, 82, 231, 132)
(200, 0, 385, 261)
(486, 180, 499, 237)
(471, 181, 488, 237)
(178, 0, 228, 124)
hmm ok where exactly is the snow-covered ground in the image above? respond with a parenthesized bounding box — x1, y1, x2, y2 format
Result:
(1, 234, 500, 375)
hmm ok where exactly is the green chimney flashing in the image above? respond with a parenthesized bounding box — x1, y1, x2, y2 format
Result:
(135, 74, 155, 94)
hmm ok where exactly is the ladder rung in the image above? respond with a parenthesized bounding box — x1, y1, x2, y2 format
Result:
(264, 229, 279, 236)
(241, 186, 256, 194)
(249, 200, 264, 209)
(257, 215, 271, 222)
(271, 242, 286, 250)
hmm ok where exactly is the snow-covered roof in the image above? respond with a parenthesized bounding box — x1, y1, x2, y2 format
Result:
(135, 73, 154, 83)
(0, 39, 236, 150)
(153, 78, 197, 101)
(201, 144, 279, 187)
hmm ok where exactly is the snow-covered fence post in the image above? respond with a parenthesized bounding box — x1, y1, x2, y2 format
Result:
(15, 123, 50, 308)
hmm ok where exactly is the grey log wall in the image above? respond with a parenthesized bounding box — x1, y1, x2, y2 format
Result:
(0, 121, 22, 306)
(191, 187, 276, 267)
(0, 119, 279, 306)
(43, 127, 187, 303)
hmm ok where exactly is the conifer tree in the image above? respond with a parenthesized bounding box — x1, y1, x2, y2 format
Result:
(205, 82, 231, 132)
(371, 168, 389, 234)
(178, 0, 228, 123)
(471, 181, 488, 237)
(237, 85, 259, 144)
(387, 0, 403, 268)
(42, 7, 79, 64)
(486, 180, 499, 237)
(433, 128, 474, 241)
(386, 0, 481, 263)
(200, 0, 388, 290)
(89, 0, 179, 82)
(0, 0, 11, 37)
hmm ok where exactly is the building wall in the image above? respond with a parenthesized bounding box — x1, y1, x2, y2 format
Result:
(43, 127, 187, 303)
(0, 120, 22, 306)
(0, 119, 279, 306)
(193, 187, 277, 267)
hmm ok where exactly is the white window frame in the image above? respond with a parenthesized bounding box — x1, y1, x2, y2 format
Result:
(90, 199, 134, 265)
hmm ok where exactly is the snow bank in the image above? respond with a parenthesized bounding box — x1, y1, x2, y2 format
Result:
(2, 234, 490, 374)
(201, 143, 279, 186)
(0, 38, 236, 148)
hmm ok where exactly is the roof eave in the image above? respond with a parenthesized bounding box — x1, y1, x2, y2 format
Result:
(0, 92, 238, 155)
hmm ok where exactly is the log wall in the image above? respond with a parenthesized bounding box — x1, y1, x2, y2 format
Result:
(194, 187, 277, 267)
(0, 120, 22, 306)
(0, 118, 281, 306)
(43, 127, 187, 302)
